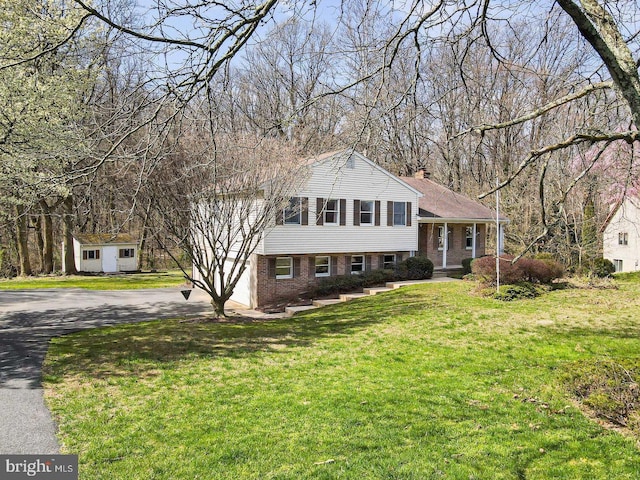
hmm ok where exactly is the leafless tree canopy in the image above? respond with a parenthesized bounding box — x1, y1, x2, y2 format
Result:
(2, 0, 640, 279)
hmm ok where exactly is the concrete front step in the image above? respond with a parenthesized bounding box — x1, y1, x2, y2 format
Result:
(313, 298, 344, 307)
(339, 292, 369, 302)
(284, 305, 318, 316)
(363, 286, 393, 295)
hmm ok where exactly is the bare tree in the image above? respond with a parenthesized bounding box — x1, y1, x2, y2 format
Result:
(147, 113, 302, 315)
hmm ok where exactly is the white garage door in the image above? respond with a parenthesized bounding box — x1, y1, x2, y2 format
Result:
(228, 260, 251, 307)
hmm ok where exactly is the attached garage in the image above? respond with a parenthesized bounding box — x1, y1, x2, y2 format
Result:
(67, 234, 139, 273)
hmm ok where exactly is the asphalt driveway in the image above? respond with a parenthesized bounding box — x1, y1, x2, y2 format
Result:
(0, 287, 213, 454)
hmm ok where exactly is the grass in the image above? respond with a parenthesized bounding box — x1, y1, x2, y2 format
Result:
(0, 270, 187, 290)
(42, 275, 640, 479)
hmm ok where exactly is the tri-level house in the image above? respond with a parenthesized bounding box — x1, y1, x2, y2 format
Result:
(204, 150, 508, 309)
(227, 150, 421, 307)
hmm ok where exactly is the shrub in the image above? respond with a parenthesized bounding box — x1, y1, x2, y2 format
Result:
(398, 255, 434, 280)
(462, 257, 474, 275)
(314, 268, 397, 297)
(493, 282, 544, 301)
(472, 255, 562, 286)
(472, 254, 523, 285)
(590, 258, 615, 278)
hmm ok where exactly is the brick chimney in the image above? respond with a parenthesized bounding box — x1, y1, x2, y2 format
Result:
(414, 170, 431, 179)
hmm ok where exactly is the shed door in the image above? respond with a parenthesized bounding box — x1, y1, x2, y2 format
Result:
(102, 246, 118, 273)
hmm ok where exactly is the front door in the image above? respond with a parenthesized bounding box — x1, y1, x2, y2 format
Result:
(102, 246, 118, 273)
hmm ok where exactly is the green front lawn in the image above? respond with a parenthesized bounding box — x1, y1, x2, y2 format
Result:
(43, 276, 640, 479)
(0, 270, 186, 290)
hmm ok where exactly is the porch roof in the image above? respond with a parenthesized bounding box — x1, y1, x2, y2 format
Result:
(400, 177, 509, 223)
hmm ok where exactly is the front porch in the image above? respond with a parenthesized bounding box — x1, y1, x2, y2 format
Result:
(418, 221, 504, 269)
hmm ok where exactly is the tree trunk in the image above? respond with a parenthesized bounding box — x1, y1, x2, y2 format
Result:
(14, 204, 32, 276)
(211, 298, 227, 317)
(34, 215, 45, 272)
(41, 203, 54, 273)
(137, 199, 152, 271)
(62, 195, 77, 275)
(557, 0, 640, 129)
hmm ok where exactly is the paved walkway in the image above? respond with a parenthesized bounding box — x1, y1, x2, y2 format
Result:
(0, 287, 213, 454)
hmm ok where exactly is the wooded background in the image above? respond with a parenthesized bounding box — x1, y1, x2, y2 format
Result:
(1, 0, 638, 276)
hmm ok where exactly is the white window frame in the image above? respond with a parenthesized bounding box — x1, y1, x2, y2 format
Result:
(465, 226, 473, 250)
(324, 199, 339, 225)
(437, 226, 445, 251)
(284, 197, 301, 225)
(275, 257, 293, 279)
(393, 201, 406, 226)
(351, 255, 365, 274)
(360, 200, 374, 226)
(315, 256, 330, 277)
(619, 232, 629, 245)
(614, 259, 623, 272)
(383, 254, 396, 269)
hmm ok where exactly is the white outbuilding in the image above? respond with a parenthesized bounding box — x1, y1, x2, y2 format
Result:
(66, 233, 139, 273)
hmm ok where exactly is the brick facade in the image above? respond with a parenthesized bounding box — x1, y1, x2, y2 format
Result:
(418, 223, 487, 268)
(253, 251, 410, 307)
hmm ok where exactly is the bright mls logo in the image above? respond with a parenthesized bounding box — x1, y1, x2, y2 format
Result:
(0, 455, 78, 479)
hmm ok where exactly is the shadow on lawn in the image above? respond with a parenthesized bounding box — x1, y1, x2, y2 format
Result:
(42, 299, 401, 382)
(0, 301, 212, 389)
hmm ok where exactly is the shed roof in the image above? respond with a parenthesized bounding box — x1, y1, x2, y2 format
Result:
(400, 177, 509, 222)
(74, 233, 138, 245)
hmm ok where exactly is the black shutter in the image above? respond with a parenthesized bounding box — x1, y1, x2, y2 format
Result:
(345, 255, 351, 273)
(268, 258, 277, 278)
(387, 201, 393, 226)
(308, 257, 316, 277)
(375, 200, 381, 226)
(82, 250, 87, 260)
(301, 197, 309, 225)
(406, 202, 412, 227)
(379, 254, 385, 269)
(365, 255, 372, 272)
(96, 250, 100, 260)
(353, 200, 360, 226)
(331, 256, 338, 275)
(316, 198, 324, 225)
(339, 199, 346, 226)
(293, 257, 301, 278)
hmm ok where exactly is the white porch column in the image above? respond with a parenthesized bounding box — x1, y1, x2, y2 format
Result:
(442, 222, 448, 268)
(472, 223, 477, 258)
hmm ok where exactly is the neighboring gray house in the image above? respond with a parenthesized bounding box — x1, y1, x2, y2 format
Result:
(603, 196, 640, 272)
(66, 234, 139, 273)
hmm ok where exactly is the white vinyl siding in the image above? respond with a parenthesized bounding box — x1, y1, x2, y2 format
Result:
(260, 152, 419, 255)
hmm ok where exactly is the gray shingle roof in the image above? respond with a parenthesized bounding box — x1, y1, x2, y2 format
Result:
(74, 233, 138, 245)
(400, 177, 509, 222)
